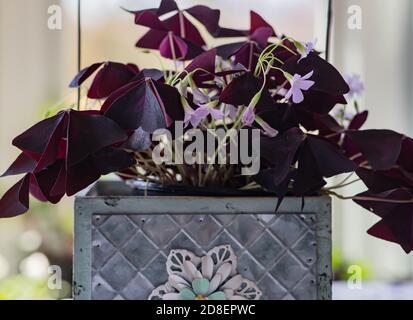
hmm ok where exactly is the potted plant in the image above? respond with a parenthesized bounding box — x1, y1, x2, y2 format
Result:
(1, 1, 412, 300)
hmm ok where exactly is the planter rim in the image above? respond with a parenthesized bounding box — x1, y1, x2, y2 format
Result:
(79, 194, 331, 200)
(77, 180, 328, 200)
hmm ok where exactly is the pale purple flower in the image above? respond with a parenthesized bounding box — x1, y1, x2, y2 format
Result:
(176, 61, 185, 69)
(332, 105, 356, 125)
(344, 74, 364, 99)
(343, 110, 355, 121)
(285, 71, 315, 104)
(299, 39, 317, 61)
(224, 105, 239, 121)
(241, 110, 278, 137)
(185, 104, 224, 128)
(191, 86, 209, 104)
(242, 106, 255, 126)
(183, 105, 196, 127)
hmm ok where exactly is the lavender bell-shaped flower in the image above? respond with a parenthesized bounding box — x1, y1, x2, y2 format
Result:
(298, 39, 317, 61)
(242, 106, 255, 126)
(344, 74, 364, 100)
(241, 91, 262, 126)
(285, 71, 315, 104)
(240, 93, 278, 137)
(224, 105, 239, 121)
(185, 103, 224, 128)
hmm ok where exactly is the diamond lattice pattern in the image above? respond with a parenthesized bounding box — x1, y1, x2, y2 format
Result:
(91, 213, 317, 300)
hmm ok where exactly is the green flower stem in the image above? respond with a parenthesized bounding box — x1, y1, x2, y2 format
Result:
(201, 110, 244, 186)
(323, 189, 413, 204)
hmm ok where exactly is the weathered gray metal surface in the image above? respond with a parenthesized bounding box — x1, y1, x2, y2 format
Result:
(74, 181, 332, 300)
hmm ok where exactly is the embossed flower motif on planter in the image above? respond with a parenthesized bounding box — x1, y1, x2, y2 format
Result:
(148, 245, 262, 300)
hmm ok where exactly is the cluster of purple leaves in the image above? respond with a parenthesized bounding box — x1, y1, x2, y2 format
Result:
(1, 0, 412, 253)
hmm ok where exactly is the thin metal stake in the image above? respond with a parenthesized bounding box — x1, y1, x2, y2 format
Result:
(77, 0, 82, 110)
(325, 0, 333, 62)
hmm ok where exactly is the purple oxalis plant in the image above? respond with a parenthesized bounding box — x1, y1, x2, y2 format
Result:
(1, 0, 413, 253)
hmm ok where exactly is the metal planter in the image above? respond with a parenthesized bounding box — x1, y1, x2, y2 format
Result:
(74, 181, 332, 300)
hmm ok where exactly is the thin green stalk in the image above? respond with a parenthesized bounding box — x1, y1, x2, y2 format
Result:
(324, 190, 413, 204)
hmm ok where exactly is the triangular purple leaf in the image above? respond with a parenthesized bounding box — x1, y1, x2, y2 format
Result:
(345, 130, 404, 171)
(0, 174, 30, 218)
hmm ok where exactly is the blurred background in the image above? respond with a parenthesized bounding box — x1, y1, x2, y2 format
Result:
(0, 0, 412, 299)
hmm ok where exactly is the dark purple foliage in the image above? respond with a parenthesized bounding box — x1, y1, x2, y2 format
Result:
(185, 5, 245, 38)
(184, 49, 217, 86)
(103, 79, 168, 132)
(0, 110, 135, 217)
(0, 175, 30, 218)
(259, 128, 305, 186)
(293, 135, 357, 195)
(349, 111, 368, 130)
(215, 11, 276, 70)
(70, 62, 139, 99)
(220, 72, 276, 110)
(351, 133, 413, 251)
(345, 130, 404, 170)
(355, 188, 413, 253)
(130, 0, 245, 60)
(255, 128, 304, 207)
(283, 53, 349, 114)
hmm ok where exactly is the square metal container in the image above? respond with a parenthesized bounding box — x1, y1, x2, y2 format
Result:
(74, 181, 332, 300)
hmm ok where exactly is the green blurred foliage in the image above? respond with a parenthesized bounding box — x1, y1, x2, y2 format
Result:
(0, 196, 73, 299)
(0, 275, 70, 300)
